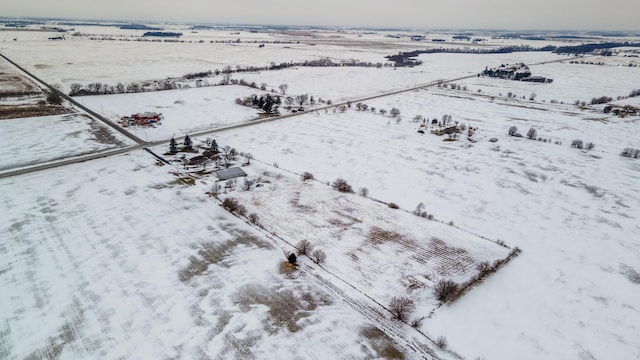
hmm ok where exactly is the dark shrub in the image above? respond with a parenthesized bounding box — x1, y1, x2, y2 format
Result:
(332, 178, 353, 193)
(434, 280, 459, 302)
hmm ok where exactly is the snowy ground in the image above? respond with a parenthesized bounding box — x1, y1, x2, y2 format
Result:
(76, 85, 265, 141)
(1, 23, 640, 360)
(0, 113, 135, 173)
(207, 87, 640, 360)
(206, 165, 513, 312)
(1, 150, 442, 360)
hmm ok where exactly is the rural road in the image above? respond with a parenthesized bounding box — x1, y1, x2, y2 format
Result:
(0, 51, 579, 180)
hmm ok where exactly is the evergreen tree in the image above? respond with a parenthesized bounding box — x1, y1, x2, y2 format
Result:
(262, 94, 275, 113)
(184, 135, 193, 150)
(169, 137, 178, 153)
(210, 139, 218, 153)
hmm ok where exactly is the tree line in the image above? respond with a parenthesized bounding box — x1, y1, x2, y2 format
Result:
(68, 57, 389, 97)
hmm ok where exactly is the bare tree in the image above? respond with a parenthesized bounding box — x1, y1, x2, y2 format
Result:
(526, 127, 537, 140)
(278, 84, 288, 95)
(69, 83, 83, 95)
(285, 96, 294, 108)
(413, 202, 427, 217)
(295, 94, 309, 106)
(435, 336, 448, 349)
(222, 66, 233, 85)
(248, 213, 259, 225)
(434, 280, 459, 303)
(390, 108, 401, 118)
(389, 296, 415, 321)
(508, 126, 518, 136)
(311, 248, 327, 264)
(296, 239, 314, 255)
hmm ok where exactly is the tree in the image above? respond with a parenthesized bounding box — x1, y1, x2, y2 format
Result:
(526, 127, 537, 140)
(296, 239, 314, 255)
(69, 83, 83, 96)
(359, 187, 369, 197)
(301, 172, 314, 182)
(222, 66, 232, 85)
(210, 139, 219, 153)
(508, 126, 518, 136)
(311, 249, 326, 264)
(621, 147, 640, 158)
(295, 94, 309, 106)
(244, 153, 253, 165)
(221, 146, 232, 167)
(248, 213, 259, 225)
(571, 139, 584, 149)
(434, 280, 459, 302)
(332, 178, 353, 193)
(379, 109, 387, 116)
(435, 336, 448, 350)
(586, 142, 595, 151)
(389, 296, 415, 321)
(243, 178, 254, 191)
(169, 137, 178, 154)
(46, 90, 63, 105)
(278, 84, 288, 95)
(221, 198, 246, 215)
(413, 202, 427, 217)
(390, 108, 401, 118)
(287, 253, 297, 264)
(183, 135, 193, 150)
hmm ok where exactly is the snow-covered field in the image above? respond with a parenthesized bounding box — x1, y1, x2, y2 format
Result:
(213, 167, 513, 309)
(77, 85, 265, 141)
(208, 88, 640, 359)
(2, 23, 640, 360)
(0, 113, 134, 173)
(1, 151, 441, 360)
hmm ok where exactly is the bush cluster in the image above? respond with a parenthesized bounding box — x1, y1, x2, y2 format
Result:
(621, 148, 640, 158)
(221, 197, 246, 215)
(332, 178, 353, 193)
(434, 280, 459, 302)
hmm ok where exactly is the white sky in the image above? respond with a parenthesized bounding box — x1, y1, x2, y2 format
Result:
(3, 0, 639, 31)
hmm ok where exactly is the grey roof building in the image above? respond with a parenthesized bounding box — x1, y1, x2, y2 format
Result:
(215, 167, 247, 180)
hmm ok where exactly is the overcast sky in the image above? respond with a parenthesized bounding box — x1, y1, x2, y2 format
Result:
(3, 0, 639, 31)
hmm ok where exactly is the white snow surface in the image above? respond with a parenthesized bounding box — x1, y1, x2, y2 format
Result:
(76, 85, 264, 141)
(0, 113, 134, 173)
(1, 25, 640, 360)
(210, 88, 640, 360)
(0, 151, 421, 360)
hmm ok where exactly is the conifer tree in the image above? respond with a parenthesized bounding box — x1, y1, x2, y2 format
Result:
(169, 137, 178, 153)
(184, 135, 193, 150)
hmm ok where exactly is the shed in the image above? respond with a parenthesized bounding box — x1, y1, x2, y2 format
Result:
(215, 167, 247, 181)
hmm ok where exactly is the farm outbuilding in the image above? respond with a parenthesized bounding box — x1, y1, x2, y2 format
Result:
(215, 167, 246, 180)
